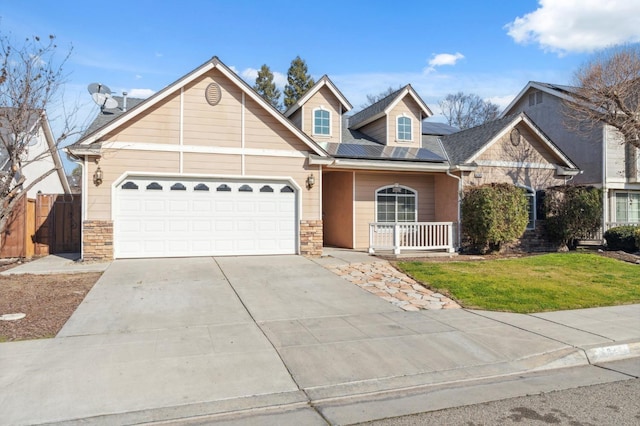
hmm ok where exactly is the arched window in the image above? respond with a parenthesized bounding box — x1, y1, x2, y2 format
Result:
(313, 108, 330, 136)
(376, 185, 417, 223)
(397, 116, 412, 141)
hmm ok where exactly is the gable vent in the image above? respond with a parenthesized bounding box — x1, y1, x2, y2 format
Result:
(205, 83, 222, 106)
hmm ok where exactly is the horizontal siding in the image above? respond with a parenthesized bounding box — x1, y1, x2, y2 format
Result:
(105, 92, 181, 144)
(354, 172, 435, 249)
(387, 96, 421, 147)
(303, 86, 342, 143)
(244, 155, 320, 221)
(479, 126, 559, 165)
(359, 117, 387, 144)
(244, 96, 311, 152)
(86, 150, 180, 220)
(183, 152, 242, 175)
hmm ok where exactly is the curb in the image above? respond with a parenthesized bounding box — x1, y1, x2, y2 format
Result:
(583, 341, 640, 364)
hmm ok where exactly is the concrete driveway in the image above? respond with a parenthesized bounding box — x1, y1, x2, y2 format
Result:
(1, 255, 638, 425)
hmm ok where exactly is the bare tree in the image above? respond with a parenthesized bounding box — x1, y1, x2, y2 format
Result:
(0, 32, 77, 235)
(564, 45, 640, 149)
(439, 92, 500, 130)
(360, 86, 402, 109)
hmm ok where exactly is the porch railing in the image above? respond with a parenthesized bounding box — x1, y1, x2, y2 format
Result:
(369, 222, 455, 254)
(578, 222, 639, 242)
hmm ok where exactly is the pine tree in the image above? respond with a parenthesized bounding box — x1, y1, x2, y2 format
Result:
(253, 64, 281, 110)
(283, 56, 315, 109)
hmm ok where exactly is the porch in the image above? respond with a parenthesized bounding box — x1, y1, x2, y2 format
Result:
(368, 222, 457, 255)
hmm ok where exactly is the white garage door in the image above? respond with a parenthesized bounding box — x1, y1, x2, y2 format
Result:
(114, 176, 297, 258)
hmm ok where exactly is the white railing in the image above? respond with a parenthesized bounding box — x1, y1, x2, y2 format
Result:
(369, 222, 455, 254)
(578, 222, 639, 241)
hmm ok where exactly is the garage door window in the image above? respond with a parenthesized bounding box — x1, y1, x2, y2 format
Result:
(239, 184, 253, 192)
(217, 184, 231, 192)
(147, 182, 162, 190)
(260, 185, 274, 192)
(171, 183, 186, 191)
(194, 183, 209, 191)
(281, 186, 294, 193)
(122, 181, 138, 190)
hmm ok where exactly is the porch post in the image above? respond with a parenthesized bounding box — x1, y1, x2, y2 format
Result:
(393, 223, 401, 255)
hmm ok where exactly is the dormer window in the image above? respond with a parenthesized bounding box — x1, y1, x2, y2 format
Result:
(313, 108, 330, 136)
(397, 116, 412, 141)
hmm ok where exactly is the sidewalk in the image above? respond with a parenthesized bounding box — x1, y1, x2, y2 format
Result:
(0, 253, 111, 275)
(0, 252, 638, 425)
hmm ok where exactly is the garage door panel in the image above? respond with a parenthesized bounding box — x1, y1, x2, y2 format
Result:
(115, 177, 298, 258)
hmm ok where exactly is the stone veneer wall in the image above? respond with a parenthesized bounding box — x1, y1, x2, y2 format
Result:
(504, 221, 565, 253)
(300, 219, 323, 256)
(83, 220, 113, 261)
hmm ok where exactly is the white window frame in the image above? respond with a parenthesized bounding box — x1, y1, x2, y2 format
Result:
(312, 107, 331, 137)
(518, 185, 536, 230)
(396, 115, 412, 142)
(614, 191, 640, 222)
(375, 184, 418, 223)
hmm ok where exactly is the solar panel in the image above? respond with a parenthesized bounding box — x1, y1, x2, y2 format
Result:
(321, 142, 447, 162)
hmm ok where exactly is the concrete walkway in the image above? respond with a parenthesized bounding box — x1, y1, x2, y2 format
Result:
(0, 253, 638, 425)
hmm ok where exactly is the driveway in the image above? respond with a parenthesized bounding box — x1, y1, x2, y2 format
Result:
(1, 255, 636, 425)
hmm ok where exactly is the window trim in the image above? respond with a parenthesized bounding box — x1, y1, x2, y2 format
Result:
(396, 115, 413, 142)
(375, 184, 418, 223)
(312, 107, 331, 137)
(614, 191, 640, 222)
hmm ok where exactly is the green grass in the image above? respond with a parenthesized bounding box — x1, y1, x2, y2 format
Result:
(397, 253, 640, 313)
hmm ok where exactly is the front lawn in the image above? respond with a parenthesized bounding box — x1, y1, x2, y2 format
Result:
(397, 253, 640, 313)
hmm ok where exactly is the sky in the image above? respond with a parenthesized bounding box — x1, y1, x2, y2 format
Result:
(2, 0, 640, 172)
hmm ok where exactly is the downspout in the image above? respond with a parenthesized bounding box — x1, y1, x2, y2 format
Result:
(602, 125, 608, 233)
(446, 169, 463, 250)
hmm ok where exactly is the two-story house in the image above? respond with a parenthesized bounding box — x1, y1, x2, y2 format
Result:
(68, 57, 579, 260)
(501, 82, 640, 234)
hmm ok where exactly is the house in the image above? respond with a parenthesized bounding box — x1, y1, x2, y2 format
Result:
(0, 108, 71, 197)
(68, 57, 579, 260)
(501, 82, 640, 232)
(0, 109, 73, 258)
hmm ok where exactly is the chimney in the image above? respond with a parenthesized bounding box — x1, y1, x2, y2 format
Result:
(122, 91, 128, 112)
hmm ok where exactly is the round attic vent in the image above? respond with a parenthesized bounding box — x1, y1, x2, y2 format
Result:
(205, 83, 222, 106)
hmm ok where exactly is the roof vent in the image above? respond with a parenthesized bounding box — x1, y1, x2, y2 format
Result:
(205, 83, 222, 106)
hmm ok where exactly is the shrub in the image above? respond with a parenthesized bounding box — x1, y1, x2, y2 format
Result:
(461, 183, 529, 253)
(543, 186, 602, 249)
(604, 226, 640, 252)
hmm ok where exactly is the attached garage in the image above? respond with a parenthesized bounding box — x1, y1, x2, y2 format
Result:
(113, 176, 298, 258)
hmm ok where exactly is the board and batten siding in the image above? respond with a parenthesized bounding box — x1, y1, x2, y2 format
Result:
(353, 172, 435, 249)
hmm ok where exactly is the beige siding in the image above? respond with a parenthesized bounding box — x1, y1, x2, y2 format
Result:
(302, 86, 342, 143)
(86, 150, 180, 220)
(480, 125, 560, 165)
(183, 153, 242, 175)
(433, 174, 459, 222)
(105, 92, 181, 144)
(182, 70, 243, 148)
(322, 171, 353, 248)
(289, 109, 302, 130)
(359, 117, 387, 144)
(244, 96, 312, 152)
(353, 172, 435, 249)
(244, 155, 320, 221)
(386, 96, 422, 147)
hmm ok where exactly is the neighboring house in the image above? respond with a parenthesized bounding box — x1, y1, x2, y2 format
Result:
(68, 57, 580, 261)
(0, 108, 71, 197)
(501, 82, 640, 232)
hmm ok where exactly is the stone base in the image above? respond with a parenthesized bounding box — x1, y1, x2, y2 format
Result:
(83, 220, 114, 261)
(300, 219, 323, 257)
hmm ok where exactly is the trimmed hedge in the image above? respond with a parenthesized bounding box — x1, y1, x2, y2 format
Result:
(604, 226, 640, 252)
(543, 185, 602, 248)
(461, 183, 529, 253)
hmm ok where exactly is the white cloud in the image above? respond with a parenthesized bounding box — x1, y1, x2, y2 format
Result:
(506, 0, 640, 55)
(425, 52, 465, 73)
(127, 88, 155, 99)
(241, 67, 258, 81)
(486, 94, 517, 111)
(135, 74, 142, 80)
(239, 67, 287, 89)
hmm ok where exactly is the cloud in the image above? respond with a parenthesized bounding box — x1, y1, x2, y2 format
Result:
(505, 0, 640, 55)
(241, 67, 258, 81)
(239, 67, 287, 89)
(425, 53, 464, 73)
(127, 88, 155, 99)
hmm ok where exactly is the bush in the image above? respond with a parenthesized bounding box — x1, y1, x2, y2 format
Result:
(604, 226, 640, 252)
(461, 183, 529, 253)
(543, 186, 602, 249)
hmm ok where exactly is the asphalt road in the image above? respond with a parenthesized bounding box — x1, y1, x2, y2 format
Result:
(358, 378, 640, 426)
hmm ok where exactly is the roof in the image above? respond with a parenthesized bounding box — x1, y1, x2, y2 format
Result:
(422, 121, 459, 136)
(82, 96, 146, 137)
(283, 75, 353, 118)
(440, 112, 578, 169)
(319, 141, 447, 163)
(500, 81, 579, 117)
(348, 85, 433, 130)
(71, 56, 327, 157)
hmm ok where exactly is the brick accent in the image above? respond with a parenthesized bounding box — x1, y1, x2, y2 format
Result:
(504, 220, 565, 253)
(83, 220, 114, 261)
(300, 219, 323, 257)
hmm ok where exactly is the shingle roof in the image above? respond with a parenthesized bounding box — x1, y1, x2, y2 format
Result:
(440, 114, 519, 165)
(82, 96, 146, 137)
(319, 141, 447, 163)
(347, 86, 407, 129)
(421, 121, 459, 136)
(341, 116, 383, 146)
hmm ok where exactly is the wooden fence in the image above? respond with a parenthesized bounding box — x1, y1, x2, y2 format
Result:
(0, 194, 81, 258)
